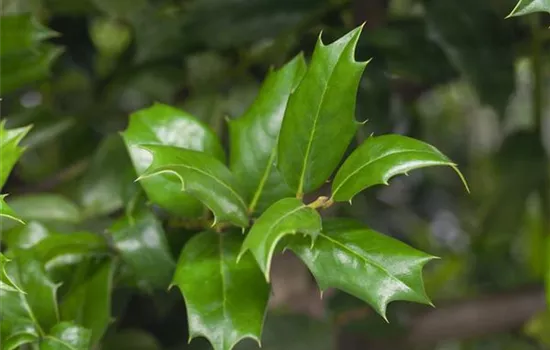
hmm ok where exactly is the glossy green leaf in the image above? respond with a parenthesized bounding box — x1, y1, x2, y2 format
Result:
(138, 145, 249, 227)
(424, 0, 515, 116)
(121, 103, 225, 217)
(2, 194, 81, 232)
(0, 195, 24, 225)
(239, 198, 321, 280)
(508, 0, 550, 16)
(60, 258, 114, 345)
(331, 134, 464, 201)
(110, 210, 175, 291)
(40, 322, 91, 350)
(0, 44, 63, 94)
(288, 219, 437, 319)
(172, 230, 270, 350)
(0, 14, 57, 56)
(4, 251, 60, 332)
(1, 331, 39, 350)
(79, 135, 137, 217)
(2, 221, 50, 249)
(0, 121, 32, 190)
(0, 253, 23, 293)
(32, 232, 109, 268)
(277, 26, 368, 196)
(229, 55, 307, 213)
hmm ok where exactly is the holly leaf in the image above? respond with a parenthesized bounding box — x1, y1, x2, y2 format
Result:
(331, 134, 466, 201)
(60, 258, 114, 346)
(0, 44, 63, 94)
(121, 103, 225, 218)
(0, 253, 23, 293)
(3, 250, 60, 333)
(277, 25, 368, 197)
(172, 230, 270, 350)
(78, 135, 137, 217)
(32, 232, 109, 268)
(0, 14, 57, 56)
(1, 331, 39, 350)
(138, 145, 249, 227)
(40, 322, 91, 350)
(110, 210, 175, 291)
(0, 195, 24, 225)
(239, 198, 321, 280)
(288, 219, 437, 319)
(508, 0, 550, 16)
(0, 121, 32, 190)
(229, 54, 306, 213)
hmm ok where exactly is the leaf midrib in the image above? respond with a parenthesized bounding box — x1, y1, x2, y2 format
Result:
(154, 163, 247, 210)
(319, 232, 419, 298)
(332, 149, 450, 198)
(296, 45, 350, 195)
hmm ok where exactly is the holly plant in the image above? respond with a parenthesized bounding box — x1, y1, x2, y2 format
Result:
(0, 25, 468, 350)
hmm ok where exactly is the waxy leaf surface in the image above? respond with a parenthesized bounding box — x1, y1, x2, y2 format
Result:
(0, 14, 57, 56)
(172, 230, 269, 350)
(239, 198, 321, 280)
(277, 26, 368, 196)
(122, 103, 225, 217)
(60, 258, 114, 346)
(0, 253, 23, 293)
(40, 322, 91, 350)
(0, 195, 24, 225)
(110, 210, 175, 291)
(289, 219, 436, 318)
(332, 135, 461, 201)
(3, 251, 60, 332)
(509, 0, 550, 16)
(0, 122, 32, 189)
(229, 55, 306, 212)
(139, 145, 248, 227)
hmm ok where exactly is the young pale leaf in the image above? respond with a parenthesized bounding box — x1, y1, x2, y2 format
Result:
(4, 251, 60, 332)
(239, 198, 321, 280)
(277, 25, 368, 197)
(172, 230, 269, 350)
(229, 55, 307, 213)
(288, 219, 437, 319)
(60, 258, 114, 346)
(0, 253, 23, 293)
(331, 134, 465, 202)
(508, 0, 550, 16)
(0, 14, 58, 56)
(0, 121, 32, 190)
(138, 145, 249, 227)
(110, 210, 175, 291)
(40, 322, 91, 350)
(121, 103, 225, 217)
(0, 195, 24, 225)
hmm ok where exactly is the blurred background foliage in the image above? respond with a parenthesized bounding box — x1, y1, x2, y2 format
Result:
(1, 0, 549, 349)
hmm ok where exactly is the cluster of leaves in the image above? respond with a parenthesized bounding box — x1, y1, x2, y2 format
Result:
(0, 23, 467, 350)
(1, 0, 550, 349)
